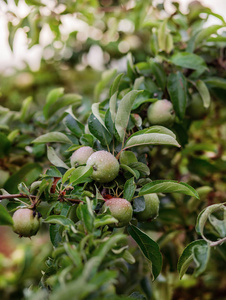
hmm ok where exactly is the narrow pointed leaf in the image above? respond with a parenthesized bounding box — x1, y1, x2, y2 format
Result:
(32, 132, 72, 144)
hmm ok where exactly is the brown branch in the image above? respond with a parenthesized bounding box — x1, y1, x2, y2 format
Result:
(0, 194, 36, 201)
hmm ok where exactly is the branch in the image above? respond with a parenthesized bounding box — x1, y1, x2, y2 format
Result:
(0, 194, 36, 201)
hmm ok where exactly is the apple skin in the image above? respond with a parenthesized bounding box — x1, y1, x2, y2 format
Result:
(147, 99, 175, 127)
(70, 146, 94, 167)
(86, 150, 120, 183)
(104, 198, 133, 227)
(13, 208, 41, 237)
(136, 193, 159, 222)
(187, 93, 209, 120)
(119, 151, 138, 165)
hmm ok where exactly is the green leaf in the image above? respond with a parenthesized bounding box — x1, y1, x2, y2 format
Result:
(177, 240, 209, 279)
(109, 92, 117, 123)
(88, 113, 112, 146)
(43, 88, 64, 119)
(149, 59, 166, 89)
(120, 164, 140, 179)
(62, 168, 76, 185)
(204, 77, 226, 89)
(77, 199, 94, 233)
(64, 114, 84, 138)
(44, 215, 74, 227)
(196, 203, 226, 244)
(47, 146, 69, 169)
(167, 72, 187, 119)
(115, 90, 141, 142)
(194, 25, 226, 47)
(0, 133, 11, 158)
(20, 96, 32, 121)
(129, 162, 150, 176)
(208, 214, 226, 238)
(139, 180, 199, 199)
(94, 214, 118, 228)
(127, 225, 162, 280)
(127, 126, 176, 140)
(69, 166, 93, 185)
(133, 197, 145, 213)
(0, 204, 13, 226)
(123, 177, 136, 201)
(47, 94, 82, 119)
(32, 132, 72, 144)
(170, 52, 206, 71)
(124, 133, 180, 149)
(110, 73, 124, 96)
(196, 80, 211, 108)
(94, 69, 117, 101)
(91, 103, 109, 131)
(4, 163, 42, 194)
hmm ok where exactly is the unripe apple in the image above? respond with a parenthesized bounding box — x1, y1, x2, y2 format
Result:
(13, 208, 41, 237)
(86, 150, 119, 183)
(119, 151, 138, 165)
(187, 93, 209, 120)
(104, 198, 133, 227)
(147, 99, 175, 127)
(136, 193, 159, 222)
(70, 146, 94, 167)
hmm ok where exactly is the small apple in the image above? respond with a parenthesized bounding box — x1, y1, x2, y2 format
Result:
(187, 93, 209, 120)
(13, 208, 41, 237)
(147, 99, 175, 127)
(135, 193, 159, 222)
(70, 146, 94, 167)
(104, 198, 133, 227)
(119, 151, 138, 165)
(86, 150, 119, 183)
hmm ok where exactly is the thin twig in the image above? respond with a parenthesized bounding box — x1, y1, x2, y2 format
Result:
(0, 194, 36, 201)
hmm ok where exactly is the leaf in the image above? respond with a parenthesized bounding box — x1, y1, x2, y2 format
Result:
(69, 166, 93, 185)
(208, 214, 226, 238)
(0, 204, 13, 226)
(20, 96, 33, 121)
(149, 59, 166, 89)
(129, 162, 150, 176)
(127, 225, 162, 280)
(94, 69, 117, 101)
(115, 90, 141, 141)
(91, 103, 109, 131)
(110, 73, 124, 96)
(0, 133, 11, 158)
(170, 52, 207, 71)
(139, 180, 199, 199)
(158, 20, 167, 51)
(126, 125, 176, 140)
(194, 25, 226, 47)
(44, 215, 74, 227)
(32, 132, 72, 144)
(64, 114, 84, 138)
(43, 88, 64, 119)
(4, 163, 42, 194)
(167, 72, 187, 119)
(47, 94, 82, 119)
(196, 80, 211, 108)
(177, 240, 209, 279)
(196, 203, 226, 244)
(109, 92, 117, 123)
(47, 146, 69, 169)
(124, 133, 180, 149)
(88, 113, 112, 146)
(94, 215, 118, 228)
(123, 178, 136, 201)
(77, 199, 94, 233)
(62, 168, 76, 185)
(120, 164, 140, 179)
(133, 197, 145, 213)
(204, 77, 226, 89)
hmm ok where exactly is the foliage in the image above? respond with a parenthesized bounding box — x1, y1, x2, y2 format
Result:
(0, 1, 226, 300)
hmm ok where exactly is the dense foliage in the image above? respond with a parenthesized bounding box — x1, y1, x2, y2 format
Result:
(0, 1, 226, 299)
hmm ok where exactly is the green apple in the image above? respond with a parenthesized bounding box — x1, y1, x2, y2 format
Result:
(104, 198, 133, 227)
(147, 99, 175, 127)
(136, 193, 159, 222)
(187, 93, 209, 120)
(86, 150, 119, 183)
(13, 208, 41, 237)
(70, 146, 94, 167)
(119, 151, 138, 165)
